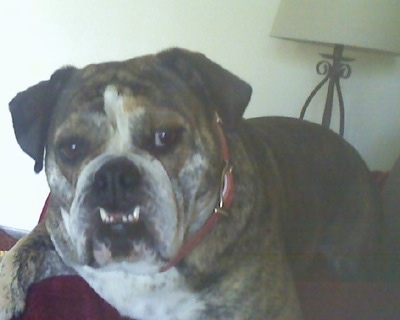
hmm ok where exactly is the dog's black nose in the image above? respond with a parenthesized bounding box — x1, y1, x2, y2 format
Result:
(93, 157, 141, 211)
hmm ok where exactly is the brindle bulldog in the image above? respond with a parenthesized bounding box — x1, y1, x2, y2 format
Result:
(0, 48, 383, 319)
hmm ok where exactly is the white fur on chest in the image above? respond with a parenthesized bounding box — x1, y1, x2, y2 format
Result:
(75, 265, 204, 320)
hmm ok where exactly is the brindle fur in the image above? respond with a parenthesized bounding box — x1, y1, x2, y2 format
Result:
(0, 48, 384, 319)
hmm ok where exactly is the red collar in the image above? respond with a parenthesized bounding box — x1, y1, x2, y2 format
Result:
(159, 113, 235, 272)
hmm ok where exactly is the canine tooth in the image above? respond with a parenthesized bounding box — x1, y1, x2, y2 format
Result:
(133, 206, 140, 221)
(122, 215, 128, 223)
(100, 208, 108, 222)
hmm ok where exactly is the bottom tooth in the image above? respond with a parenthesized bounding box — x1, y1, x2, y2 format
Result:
(131, 206, 140, 222)
(99, 207, 140, 224)
(100, 208, 108, 222)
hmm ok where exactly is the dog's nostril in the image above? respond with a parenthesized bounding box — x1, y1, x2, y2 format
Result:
(119, 172, 137, 189)
(94, 158, 140, 189)
(94, 173, 108, 191)
(94, 170, 139, 193)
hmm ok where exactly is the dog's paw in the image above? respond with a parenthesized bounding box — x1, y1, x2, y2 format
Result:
(0, 253, 27, 320)
(0, 298, 25, 320)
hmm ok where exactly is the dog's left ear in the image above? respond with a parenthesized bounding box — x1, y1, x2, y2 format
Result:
(9, 67, 76, 173)
(157, 48, 252, 127)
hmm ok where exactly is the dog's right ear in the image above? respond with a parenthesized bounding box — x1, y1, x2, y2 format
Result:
(157, 48, 252, 128)
(9, 66, 76, 173)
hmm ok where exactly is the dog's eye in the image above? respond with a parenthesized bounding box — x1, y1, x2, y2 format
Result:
(58, 137, 88, 164)
(154, 128, 182, 150)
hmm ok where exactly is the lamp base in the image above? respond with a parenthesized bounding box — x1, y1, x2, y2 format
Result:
(300, 44, 353, 136)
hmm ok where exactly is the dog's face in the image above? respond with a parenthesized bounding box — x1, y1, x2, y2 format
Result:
(9, 49, 252, 274)
(45, 68, 223, 273)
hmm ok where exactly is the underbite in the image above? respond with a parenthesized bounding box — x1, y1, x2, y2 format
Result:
(99, 205, 141, 224)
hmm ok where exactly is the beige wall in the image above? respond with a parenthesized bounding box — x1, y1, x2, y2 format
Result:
(1, 0, 399, 230)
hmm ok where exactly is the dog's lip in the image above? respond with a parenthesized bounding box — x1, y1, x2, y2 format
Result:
(99, 205, 141, 224)
(95, 205, 155, 248)
(89, 205, 171, 266)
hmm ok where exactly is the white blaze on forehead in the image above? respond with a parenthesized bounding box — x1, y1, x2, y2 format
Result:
(103, 85, 145, 152)
(104, 85, 124, 120)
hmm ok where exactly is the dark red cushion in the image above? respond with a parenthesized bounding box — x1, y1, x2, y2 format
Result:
(11, 275, 400, 320)
(0, 229, 17, 251)
(12, 275, 131, 320)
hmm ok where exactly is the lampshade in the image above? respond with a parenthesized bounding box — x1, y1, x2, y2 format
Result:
(270, 0, 400, 55)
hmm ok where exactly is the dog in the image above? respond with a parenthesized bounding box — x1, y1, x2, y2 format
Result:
(0, 48, 384, 319)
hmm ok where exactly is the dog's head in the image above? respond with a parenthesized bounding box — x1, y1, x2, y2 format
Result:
(9, 48, 252, 273)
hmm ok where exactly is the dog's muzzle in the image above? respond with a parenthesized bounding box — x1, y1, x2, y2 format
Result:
(90, 157, 146, 240)
(92, 157, 141, 226)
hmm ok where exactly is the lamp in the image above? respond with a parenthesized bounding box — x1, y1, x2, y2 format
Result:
(270, 0, 400, 136)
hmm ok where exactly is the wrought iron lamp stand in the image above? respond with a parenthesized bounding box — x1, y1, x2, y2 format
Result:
(299, 44, 353, 136)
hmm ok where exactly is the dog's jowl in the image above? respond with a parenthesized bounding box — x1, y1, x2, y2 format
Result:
(0, 48, 386, 319)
